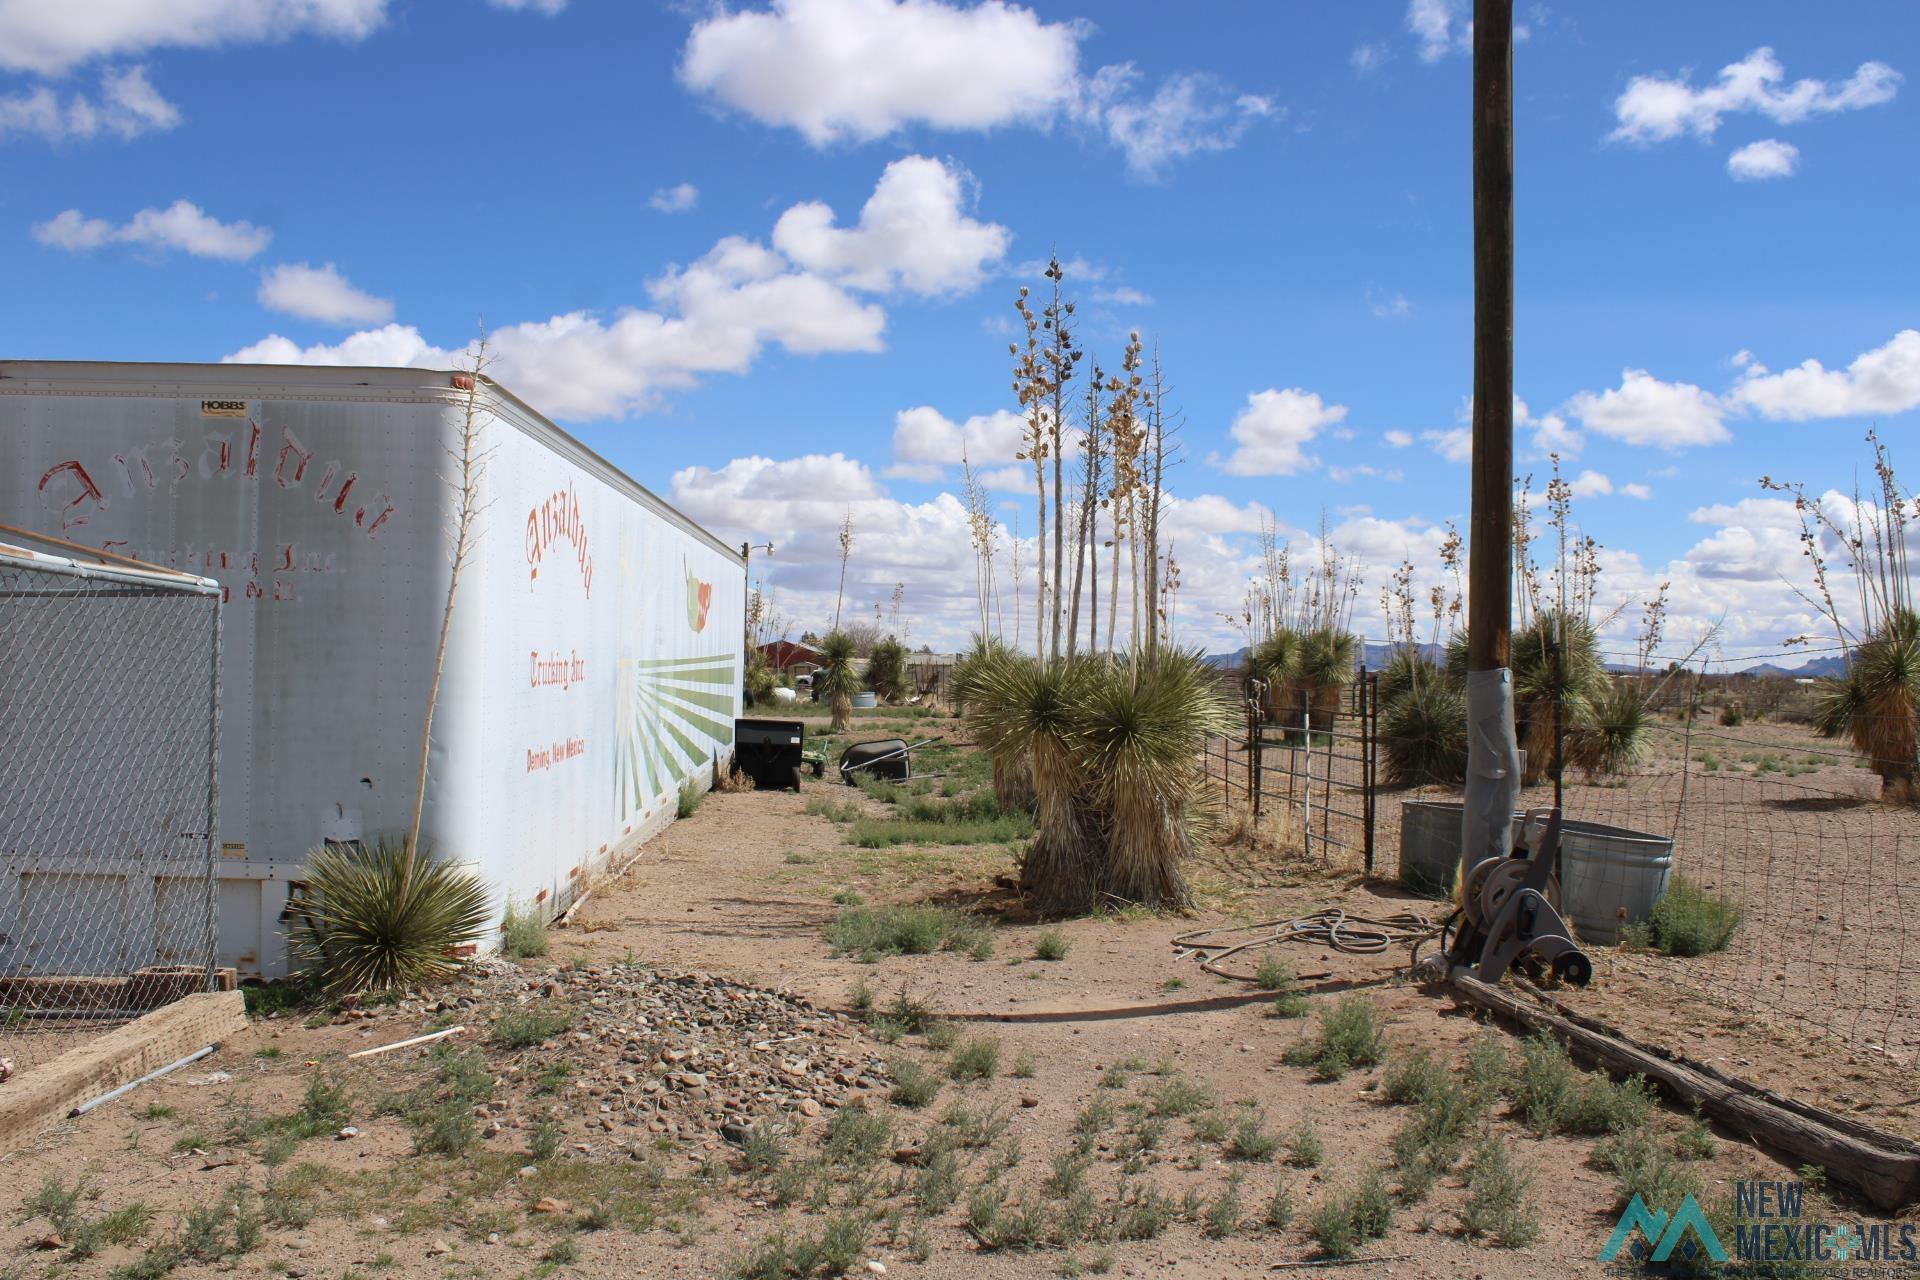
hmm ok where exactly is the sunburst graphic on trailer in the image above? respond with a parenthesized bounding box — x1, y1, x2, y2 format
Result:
(615, 653, 738, 819)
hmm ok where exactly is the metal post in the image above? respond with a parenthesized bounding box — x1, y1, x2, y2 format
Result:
(1462, 0, 1522, 873)
(1302, 687, 1314, 862)
(1361, 667, 1375, 874)
(202, 594, 223, 993)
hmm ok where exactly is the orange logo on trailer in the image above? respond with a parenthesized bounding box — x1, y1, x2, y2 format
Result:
(685, 560, 712, 632)
(526, 482, 595, 597)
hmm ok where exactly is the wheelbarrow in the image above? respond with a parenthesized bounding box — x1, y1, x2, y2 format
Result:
(838, 737, 945, 785)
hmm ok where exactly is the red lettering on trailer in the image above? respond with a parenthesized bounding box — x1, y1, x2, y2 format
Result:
(274, 426, 314, 488)
(245, 421, 261, 477)
(524, 482, 594, 597)
(36, 460, 106, 530)
(332, 472, 356, 513)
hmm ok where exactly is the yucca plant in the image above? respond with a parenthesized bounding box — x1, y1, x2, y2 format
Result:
(1376, 649, 1442, 708)
(1297, 627, 1359, 735)
(815, 630, 861, 731)
(288, 838, 491, 995)
(1251, 627, 1303, 726)
(866, 637, 910, 704)
(1381, 679, 1469, 786)
(1513, 612, 1610, 783)
(744, 649, 777, 705)
(952, 638, 1036, 811)
(1569, 684, 1653, 779)
(967, 653, 1100, 914)
(1070, 649, 1235, 909)
(1814, 609, 1920, 800)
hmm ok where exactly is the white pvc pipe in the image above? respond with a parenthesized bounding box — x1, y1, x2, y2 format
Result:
(70, 1044, 216, 1117)
(347, 1024, 465, 1059)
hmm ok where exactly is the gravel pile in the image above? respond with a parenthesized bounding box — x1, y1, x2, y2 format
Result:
(365, 961, 890, 1155)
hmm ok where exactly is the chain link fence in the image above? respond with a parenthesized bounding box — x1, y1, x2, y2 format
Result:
(0, 527, 222, 1076)
(1209, 650, 1920, 1058)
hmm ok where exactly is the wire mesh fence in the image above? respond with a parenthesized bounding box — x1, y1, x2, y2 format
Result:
(0, 529, 223, 1076)
(1208, 651, 1920, 1057)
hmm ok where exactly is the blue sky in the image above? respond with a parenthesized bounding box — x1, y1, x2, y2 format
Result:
(3, 0, 1914, 659)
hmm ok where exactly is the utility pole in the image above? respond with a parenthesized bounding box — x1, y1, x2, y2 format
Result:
(1463, 0, 1523, 870)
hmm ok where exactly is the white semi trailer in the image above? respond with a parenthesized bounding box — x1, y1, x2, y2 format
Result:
(0, 361, 744, 978)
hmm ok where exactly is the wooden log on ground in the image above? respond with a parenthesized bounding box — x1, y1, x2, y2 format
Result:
(1445, 971, 1920, 1212)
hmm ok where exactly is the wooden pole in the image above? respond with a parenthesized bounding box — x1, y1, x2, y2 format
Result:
(1467, 0, 1514, 676)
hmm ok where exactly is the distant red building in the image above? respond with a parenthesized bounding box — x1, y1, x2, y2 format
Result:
(757, 640, 824, 674)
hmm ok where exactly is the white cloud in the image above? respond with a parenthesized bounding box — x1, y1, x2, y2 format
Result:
(1215, 388, 1347, 476)
(1516, 396, 1581, 456)
(1072, 66, 1277, 178)
(1729, 329, 1920, 421)
(1092, 285, 1150, 306)
(680, 0, 1079, 145)
(0, 0, 389, 75)
(223, 158, 1031, 418)
(1329, 464, 1403, 484)
(1408, 0, 1469, 62)
(1568, 470, 1613, 499)
(1727, 138, 1798, 180)
(1422, 426, 1471, 463)
(887, 405, 1026, 479)
(1367, 285, 1411, 318)
(648, 183, 699, 214)
(1383, 429, 1413, 448)
(32, 198, 269, 259)
(1620, 482, 1653, 500)
(227, 218, 901, 420)
(1566, 368, 1730, 448)
(1609, 47, 1901, 144)
(680, 0, 1270, 175)
(257, 262, 393, 325)
(772, 155, 1007, 295)
(487, 0, 566, 13)
(1351, 42, 1388, 75)
(1, 66, 180, 142)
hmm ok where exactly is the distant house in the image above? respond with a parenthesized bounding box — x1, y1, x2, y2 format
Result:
(758, 640, 824, 677)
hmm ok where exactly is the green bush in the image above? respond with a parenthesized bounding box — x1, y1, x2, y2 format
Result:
(677, 778, 703, 819)
(287, 837, 490, 994)
(1639, 877, 1742, 957)
(500, 901, 549, 959)
(1034, 928, 1071, 961)
(825, 904, 990, 958)
(491, 1004, 573, 1048)
(1282, 995, 1385, 1080)
(1460, 1137, 1540, 1247)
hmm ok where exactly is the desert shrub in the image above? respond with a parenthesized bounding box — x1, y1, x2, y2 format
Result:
(491, 1004, 573, 1048)
(1460, 1138, 1540, 1247)
(500, 900, 549, 959)
(1226, 1110, 1279, 1162)
(1283, 995, 1385, 1079)
(1718, 700, 1745, 727)
(288, 837, 490, 994)
(1381, 1047, 1449, 1105)
(1640, 877, 1742, 956)
(1286, 1122, 1325, 1168)
(1034, 928, 1071, 961)
(1571, 685, 1654, 777)
(1506, 1031, 1577, 1132)
(1252, 955, 1296, 992)
(1592, 1123, 1703, 1212)
(1309, 1168, 1393, 1259)
(825, 904, 989, 958)
(888, 1058, 942, 1108)
(676, 778, 703, 819)
(948, 1036, 1001, 1082)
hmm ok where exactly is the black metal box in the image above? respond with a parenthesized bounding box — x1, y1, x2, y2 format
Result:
(734, 717, 806, 791)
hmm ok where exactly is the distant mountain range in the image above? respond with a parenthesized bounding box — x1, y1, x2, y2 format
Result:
(1205, 643, 1848, 679)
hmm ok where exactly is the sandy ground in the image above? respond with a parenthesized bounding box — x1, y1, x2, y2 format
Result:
(2, 712, 1916, 1280)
